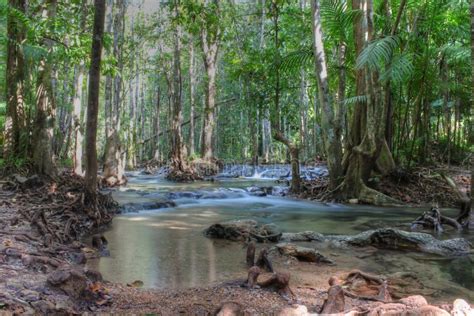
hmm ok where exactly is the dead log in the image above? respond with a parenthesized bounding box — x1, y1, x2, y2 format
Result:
(258, 272, 294, 298)
(246, 241, 255, 267)
(256, 248, 274, 272)
(246, 266, 260, 289)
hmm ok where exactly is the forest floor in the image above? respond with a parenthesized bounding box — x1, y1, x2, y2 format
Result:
(0, 166, 472, 315)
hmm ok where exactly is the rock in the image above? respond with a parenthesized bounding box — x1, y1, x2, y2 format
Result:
(285, 228, 471, 257)
(452, 299, 473, 316)
(281, 231, 324, 242)
(84, 269, 103, 282)
(47, 268, 88, 299)
(19, 289, 40, 302)
(348, 198, 359, 204)
(367, 303, 408, 316)
(399, 295, 428, 309)
(216, 302, 242, 316)
(204, 220, 282, 242)
(342, 228, 472, 256)
(411, 305, 451, 316)
(30, 300, 56, 314)
(278, 304, 309, 316)
(167, 191, 202, 199)
(120, 200, 177, 213)
(275, 243, 334, 264)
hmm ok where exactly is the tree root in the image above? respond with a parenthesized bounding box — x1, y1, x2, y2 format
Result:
(256, 248, 274, 272)
(258, 272, 294, 298)
(412, 207, 462, 233)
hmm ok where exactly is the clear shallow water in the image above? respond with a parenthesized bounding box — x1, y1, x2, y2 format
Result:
(88, 173, 474, 301)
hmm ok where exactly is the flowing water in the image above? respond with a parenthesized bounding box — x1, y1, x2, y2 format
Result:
(87, 167, 474, 302)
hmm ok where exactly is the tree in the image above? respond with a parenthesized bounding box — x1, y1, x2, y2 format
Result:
(72, 0, 88, 176)
(85, 0, 106, 200)
(103, 0, 126, 186)
(310, 0, 343, 190)
(199, 0, 221, 161)
(32, 0, 58, 176)
(270, 0, 302, 193)
(4, 0, 26, 161)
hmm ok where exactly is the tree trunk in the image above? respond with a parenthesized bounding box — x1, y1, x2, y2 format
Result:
(32, 0, 57, 176)
(72, 0, 87, 176)
(470, 0, 474, 229)
(4, 0, 26, 160)
(270, 0, 301, 193)
(154, 85, 161, 161)
(200, 1, 220, 161)
(188, 38, 196, 157)
(338, 0, 397, 205)
(72, 64, 85, 176)
(103, 0, 126, 186)
(85, 0, 106, 201)
(311, 0, 343, 190)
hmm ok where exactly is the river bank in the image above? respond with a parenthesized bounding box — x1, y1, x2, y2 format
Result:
(0, 168, 472, 314)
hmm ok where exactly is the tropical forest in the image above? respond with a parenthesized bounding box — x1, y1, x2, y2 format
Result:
(0, 0, 473, 314)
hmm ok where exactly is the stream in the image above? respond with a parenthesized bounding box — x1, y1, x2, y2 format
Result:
(87, 165, 474, 302)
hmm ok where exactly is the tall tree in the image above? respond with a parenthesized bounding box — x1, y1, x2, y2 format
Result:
(32, 0, 57, 176)
(311, 0, 343, 190)
(85, 0, 106, 200)
(103, 0, 126, 186)
(4, 0, 26, 160)
(200, 0, 221, 161)
(188, 37, 196, 157)
(270, 0, 302, 192)
(72, 0, 88, 176)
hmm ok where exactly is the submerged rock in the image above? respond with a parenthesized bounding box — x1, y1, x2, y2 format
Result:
(204, 220, 282, 242)
(120, 200, 177, 213)
(282, 228, 472, 257)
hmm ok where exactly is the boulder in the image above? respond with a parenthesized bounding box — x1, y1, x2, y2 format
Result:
(47, 268, 88, 299)
(278, 305, 309, 316)
(204, 220, 282, 242)
(451, 299, 473, 316)
(399, 295, 428, 309)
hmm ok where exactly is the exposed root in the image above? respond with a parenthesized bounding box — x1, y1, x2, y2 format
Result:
(412, 207, 462, 233)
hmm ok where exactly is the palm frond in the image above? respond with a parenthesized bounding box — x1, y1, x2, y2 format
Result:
(342, 95, 367, 106)
(356, 35, 401, 71)
(279, 48, 314, 74)
(380, 53, 414, 84)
